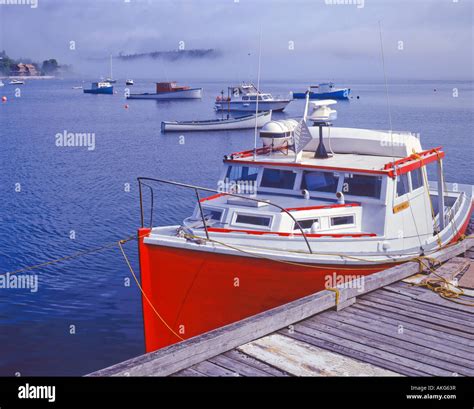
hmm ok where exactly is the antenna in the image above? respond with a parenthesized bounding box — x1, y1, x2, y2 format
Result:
(253, 27, 263, 161)
(378, 21, 394, 145)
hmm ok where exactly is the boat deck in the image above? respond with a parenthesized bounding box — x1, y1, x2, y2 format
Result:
(89, 220, 473, 377)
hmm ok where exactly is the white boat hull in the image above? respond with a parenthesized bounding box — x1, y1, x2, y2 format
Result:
(127, 88, 202, 100)
(215, 100, 291, 112)
(161, 111, 272, 132)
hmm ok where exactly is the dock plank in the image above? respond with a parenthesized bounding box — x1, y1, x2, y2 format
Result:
(325, 308, 474, 355)
(351, 303, 474, 345)
(238, 334, 400, 377)
(289, 323, 458, 376)
(356, 299, 474, 336)
(304, 315, 474, 370)
(281, 329, 433, 377)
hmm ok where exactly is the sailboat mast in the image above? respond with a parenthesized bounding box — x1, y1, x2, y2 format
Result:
(110, 54, 113, 79)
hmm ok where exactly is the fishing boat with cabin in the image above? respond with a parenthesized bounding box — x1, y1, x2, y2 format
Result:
(292, 83, 351, 100)
(215, 83, 291, 112)
(83, 81, 114, 95)
(127, 81, 202, 100)
(136, 97, 473, 352)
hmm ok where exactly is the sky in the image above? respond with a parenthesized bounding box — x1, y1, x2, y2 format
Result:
(0, 0, 472, 81)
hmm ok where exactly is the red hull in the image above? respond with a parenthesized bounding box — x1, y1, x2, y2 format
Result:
(137, 228, 390, 352)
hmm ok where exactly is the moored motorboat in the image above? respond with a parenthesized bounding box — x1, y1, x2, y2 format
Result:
(126, 79, 134, 85)
(83, 81, 113, 95)
(0, 80, 4, 87)
(292, 83, 351, 100)
(136, 98, 473, 352)
(127, 81, 202, 100)
(9, 79, 25, 85)
(215, 83, 292, 112)
(161, 110, 272, 133)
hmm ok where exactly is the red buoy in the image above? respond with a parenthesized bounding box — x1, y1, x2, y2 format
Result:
(1, 96, 6, 102)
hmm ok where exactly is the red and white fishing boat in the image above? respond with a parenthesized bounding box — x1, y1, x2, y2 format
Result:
(137, 99, 473, 352)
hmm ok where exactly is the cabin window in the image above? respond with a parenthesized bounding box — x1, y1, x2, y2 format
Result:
(396, 173, 410, 197)
(261, 169, 297, 189)
(226, 166, 259, 182)
(410, 168, 424, 191)
(235, 214, 271, 227)
(294, 219, 320, 231)
(331, 215, 354, 226)
(203, 208, 223, 222)
(343, 174, 382, 198)
(301, 171, 339, 193)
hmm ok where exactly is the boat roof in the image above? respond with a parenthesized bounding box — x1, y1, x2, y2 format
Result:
(225, 126, 444, 178)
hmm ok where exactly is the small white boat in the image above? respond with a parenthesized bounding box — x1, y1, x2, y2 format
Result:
(215, 83, 291, 112)
(0, 80, 4, 87)
(72, 86, 83, 90)
(9, 79, 25, 85)
(126, 79, 134, 85)
(161, 111, 272, 133)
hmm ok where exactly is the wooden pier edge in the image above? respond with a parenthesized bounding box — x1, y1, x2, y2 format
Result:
(88, 237, 473, 377)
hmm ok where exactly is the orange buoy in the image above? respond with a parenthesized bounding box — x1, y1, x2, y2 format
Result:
(1, 96, 6, 102)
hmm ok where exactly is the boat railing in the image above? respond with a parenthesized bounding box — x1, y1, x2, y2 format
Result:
(137, 177, 314, 254)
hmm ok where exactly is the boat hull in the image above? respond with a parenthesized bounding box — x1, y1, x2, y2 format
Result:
(83, 87, 113, 95)
(161, 111, 272, 132)
(293, 89, 351, 100)
(137, 227, 388, 353)
(215, 100, 291, 112)
(127, 88, 202, 100)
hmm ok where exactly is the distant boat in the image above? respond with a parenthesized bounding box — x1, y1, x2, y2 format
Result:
(215, 83, 291, 112)
(83, 82, 113, 95)
(0, 80, 4, 87)
(9, 79, 25, 85)
(105, 55, 116, 83)
(161, 111, 272, 133)
(127, 81, 202, 100)
(292, 83, 351, 100)
(125, 79, 134, 85)
(72, 86, 83, 90)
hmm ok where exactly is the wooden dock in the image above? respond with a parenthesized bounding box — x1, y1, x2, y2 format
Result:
(90, 229, 474, 377)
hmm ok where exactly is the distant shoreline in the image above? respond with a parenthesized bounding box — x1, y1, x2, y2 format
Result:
(0, 75, 56, 80)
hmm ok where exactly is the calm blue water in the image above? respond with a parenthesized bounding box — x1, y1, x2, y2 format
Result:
(0, 79, 472, 375)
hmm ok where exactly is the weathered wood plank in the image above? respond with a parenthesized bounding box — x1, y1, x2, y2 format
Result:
(320, 308, 474, 356)
(290, 324, 457, 376)
(171, 368, 206, 377)
(238, 334, 400, 377)
(207, 354, 273, 377)
(414, 291, 474, 313)
(360, 293, 474, 328)
(351, 303, 474, 346)
(222, 350, 291, 377)
(305, 315, 474, 368)
(281, 330, 431, 376)
(189, 361, 240, 377)
(375, 289, 474, 316)
(356, 299, 474, 336)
